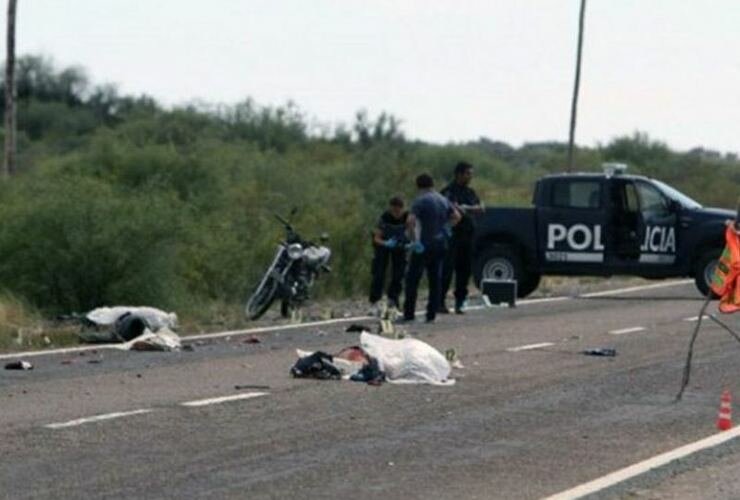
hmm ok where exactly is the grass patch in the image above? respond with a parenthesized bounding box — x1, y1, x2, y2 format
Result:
(0, 294, 79, 352)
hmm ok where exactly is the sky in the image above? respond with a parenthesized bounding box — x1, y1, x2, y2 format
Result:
(16, 0, 740, 152)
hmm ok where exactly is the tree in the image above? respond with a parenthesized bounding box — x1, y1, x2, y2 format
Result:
(567, 0, 586, 172)
(3, 0, 17, 178)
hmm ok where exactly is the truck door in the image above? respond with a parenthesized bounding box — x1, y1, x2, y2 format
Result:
(634, 180, 678, 267)
(537, 178, 607, 273)
(606, 179, 642, 264)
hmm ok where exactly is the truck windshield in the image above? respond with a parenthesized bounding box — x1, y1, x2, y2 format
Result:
(653, 180, 702, 210)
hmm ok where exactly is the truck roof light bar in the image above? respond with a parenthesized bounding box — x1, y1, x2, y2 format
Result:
(602, 162, 628, 177)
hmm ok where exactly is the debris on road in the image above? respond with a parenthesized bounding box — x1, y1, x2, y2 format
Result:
(290, 351, 342, 380)
(85, 306, 178, 331)
(243, 336, 261, 344)
(126, 327, 181, 351)
(361, 333, 454, 385)
(4, 360, 33, 370)
(77, 306, 181, 351)
(445, 349, 465, 369)
(581, 348, 617, 357)
(234, 384, 271, 391)
(346, 323, 372, 333)
(291, 333, 454, 386)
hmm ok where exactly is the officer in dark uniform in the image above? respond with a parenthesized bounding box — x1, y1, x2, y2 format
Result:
(402, 174, 461, 323)
(369, 196, 409, 312)
(440, 162, 484, 314)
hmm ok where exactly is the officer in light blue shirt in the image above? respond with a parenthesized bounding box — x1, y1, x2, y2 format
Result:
(402, 173, 461, 323)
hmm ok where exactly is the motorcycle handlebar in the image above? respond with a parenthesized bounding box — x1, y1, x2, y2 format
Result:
(274, 213, 293, 231)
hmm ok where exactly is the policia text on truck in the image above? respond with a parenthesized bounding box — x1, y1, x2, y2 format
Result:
(473, 164, 732, 298)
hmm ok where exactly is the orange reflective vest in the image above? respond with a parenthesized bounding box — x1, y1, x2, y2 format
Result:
(712, 225, 740, 313)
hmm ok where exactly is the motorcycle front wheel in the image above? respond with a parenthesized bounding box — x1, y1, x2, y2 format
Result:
(245, 273, 279, 320)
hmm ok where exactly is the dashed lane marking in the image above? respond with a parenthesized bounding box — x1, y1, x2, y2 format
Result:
(45, 409, 154, 429)
(180, 392, 269, 407)
(609, 326, 647, 335)
(683, 315, 710, 322)
(506, 342, 555, 352)
(542, 426, 740, 500)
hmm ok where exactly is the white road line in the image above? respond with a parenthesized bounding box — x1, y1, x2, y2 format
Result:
(542, 426, 740, 500)
(520, 296, 571, 306)
(609, 326, 647, 335)
(683, 315, 710, 322)
(579, 279, 692, 298)
(180, 392, 268, 407)
(0, 280, 694, 361)
(506, 342, 555, 352)
(45, 409, 153, 429)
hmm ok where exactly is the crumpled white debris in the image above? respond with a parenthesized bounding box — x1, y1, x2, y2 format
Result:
(360, 332, 454, 386)
(86, 306, 178, 330)
(118, 327, 182, 352)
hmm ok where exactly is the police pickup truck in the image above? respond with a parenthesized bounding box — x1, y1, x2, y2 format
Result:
(473, 164, 733, 298)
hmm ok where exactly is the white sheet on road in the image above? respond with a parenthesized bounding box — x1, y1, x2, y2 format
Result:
(360, 333, 454, 386)
(117, 327, 182, 352)
(86, 306, 178, 330)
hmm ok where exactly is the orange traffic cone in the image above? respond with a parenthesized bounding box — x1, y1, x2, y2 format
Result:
(717, 390, 733, 431)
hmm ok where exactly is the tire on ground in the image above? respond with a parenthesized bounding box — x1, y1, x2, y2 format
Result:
(473, 245, 540, 298)
(694, 248, 721, 298)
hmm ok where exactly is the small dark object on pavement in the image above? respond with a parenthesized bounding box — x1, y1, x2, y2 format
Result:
(88, 359, 102, 364)
(243, 336, 261, 344)
(4, 360, 33, 370)
(346, 324, 372, 333)
(182, 344, 194, 352)
(234, 384, 271, 390)
(290, 351, 341, 380)
(350, 358, 385, 385)
(582, 348, 617, 357)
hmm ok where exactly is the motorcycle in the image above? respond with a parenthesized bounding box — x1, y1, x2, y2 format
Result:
(245, 212, 332, 320)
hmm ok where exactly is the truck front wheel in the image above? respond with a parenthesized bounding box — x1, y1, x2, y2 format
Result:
(474, 246, 540, 298)
(694, 249, 721, 298)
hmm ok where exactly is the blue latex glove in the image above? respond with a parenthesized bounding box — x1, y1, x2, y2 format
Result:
(406, 241, 425, 254)
(383, 238, 398, 249)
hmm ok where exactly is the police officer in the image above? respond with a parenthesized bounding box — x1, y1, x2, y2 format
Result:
(369, 196, 409, 314)
(440, 161, 484, 314)
(402, 173, 461, 323)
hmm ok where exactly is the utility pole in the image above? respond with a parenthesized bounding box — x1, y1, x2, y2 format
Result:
(567, 0, 586, 172)
(3, 0, 16, 178)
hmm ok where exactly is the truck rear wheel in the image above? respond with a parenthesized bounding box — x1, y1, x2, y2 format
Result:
(694, 249, 721, 298)
(474, 245, 540, 298)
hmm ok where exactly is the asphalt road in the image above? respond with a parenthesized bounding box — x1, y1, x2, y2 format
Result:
(3, 281, 740, 499)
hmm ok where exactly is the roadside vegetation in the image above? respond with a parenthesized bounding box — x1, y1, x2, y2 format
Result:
(0, 56, 738, 349)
